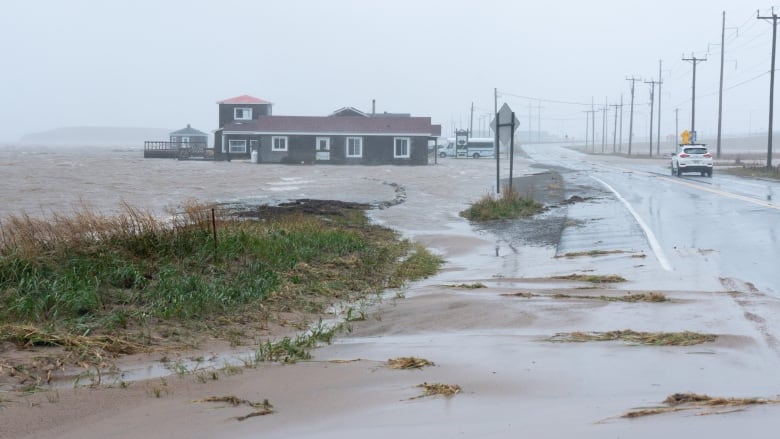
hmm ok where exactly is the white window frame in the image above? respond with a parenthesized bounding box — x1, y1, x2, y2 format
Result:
(346, 137, 363, 158)
(393, 137, 410, 158)
(234, 107, 252, 120)
(272, 136, 288, 152)
(228, 139, 246, 153)
(249, 139, 259, 151)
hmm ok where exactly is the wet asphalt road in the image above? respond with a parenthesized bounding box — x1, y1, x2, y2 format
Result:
(522, 143, 780, 296)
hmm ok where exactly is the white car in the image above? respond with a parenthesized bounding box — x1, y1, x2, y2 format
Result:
(671, 145, 713, 177)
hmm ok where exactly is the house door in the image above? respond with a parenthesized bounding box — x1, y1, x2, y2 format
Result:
(315, 137, 330, 161)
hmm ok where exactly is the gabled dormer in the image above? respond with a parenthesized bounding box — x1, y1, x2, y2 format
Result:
(217, 95, 273, 128)
(329, 107, 369, 117)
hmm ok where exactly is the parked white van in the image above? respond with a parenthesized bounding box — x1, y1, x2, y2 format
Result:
(437, 137, 496, 158)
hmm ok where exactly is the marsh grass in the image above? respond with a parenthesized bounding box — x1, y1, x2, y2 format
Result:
(622, 392, 780, 418)
(547, 330, 716, 346)
(460, 185, 543, 221)
(0, 201, 441, 379)
(411, 382, 461, 399)
(503, 291, 667, 302)
(194, 395, 274, 421)
(551, 292, 668, 302)
(552, 274, 626, 283)
(387, 357, 434, 369)
(449, 283, 487, 289)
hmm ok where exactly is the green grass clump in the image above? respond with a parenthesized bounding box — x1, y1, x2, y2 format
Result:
(459, 186, 543, 221)
(0, 201, 442, 366)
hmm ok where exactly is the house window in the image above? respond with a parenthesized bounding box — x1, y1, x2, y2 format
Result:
(272, 136, 288, 151)
(234, 107, 252, 120)
(228, 139, 246, 153)
(249, 139, 259, 151)
(394, 137, 410, 158)
(346, 137, 363, 158)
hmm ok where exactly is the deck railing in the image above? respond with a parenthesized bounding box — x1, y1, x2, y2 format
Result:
(144, 141, 211, 159)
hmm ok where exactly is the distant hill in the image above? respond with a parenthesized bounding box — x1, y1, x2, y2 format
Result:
(18, 126, 175, 146)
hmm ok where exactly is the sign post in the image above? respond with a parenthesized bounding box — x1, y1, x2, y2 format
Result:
(491, 103, 519, 192)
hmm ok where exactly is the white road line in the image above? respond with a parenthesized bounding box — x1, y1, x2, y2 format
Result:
(590, 176, 673, 272)
(590, 161, 780, 210)
(654, 174, 780, 210)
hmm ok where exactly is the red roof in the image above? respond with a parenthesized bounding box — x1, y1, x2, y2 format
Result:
(223, 115, 438, 136)
(217, 95, 272, 105)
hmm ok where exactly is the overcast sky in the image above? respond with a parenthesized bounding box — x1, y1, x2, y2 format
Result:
(2, 0, 779, 143)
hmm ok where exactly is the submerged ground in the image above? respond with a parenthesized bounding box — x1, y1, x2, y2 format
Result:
(1, 146, 779, 439)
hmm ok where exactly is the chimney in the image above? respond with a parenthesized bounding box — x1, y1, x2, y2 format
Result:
(372, 99, 375, 115)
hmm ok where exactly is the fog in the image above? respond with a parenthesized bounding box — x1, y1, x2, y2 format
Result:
(1, 0, 778, 143)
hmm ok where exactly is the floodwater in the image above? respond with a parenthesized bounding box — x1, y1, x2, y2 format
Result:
(3, 144, 780, 439)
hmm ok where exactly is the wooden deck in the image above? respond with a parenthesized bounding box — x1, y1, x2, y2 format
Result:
(144, 141, 213, 160)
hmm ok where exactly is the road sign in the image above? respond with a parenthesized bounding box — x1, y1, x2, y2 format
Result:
(681, 130, 690, 144)
(490, 103, 519, 146)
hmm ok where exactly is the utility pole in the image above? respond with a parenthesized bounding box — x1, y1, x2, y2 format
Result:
(657, 60, 663, 155)
(717, 11, 726, 158)
(610, 102, 620, 152)
(758, 9, 779, 168)
(494, 88, 499, 193)
(601, 98, 609, 154)
(585, 109, 597, 152)
(645, 78, 660, 157)
(528, 102, 533, 143)
(591, 97, 596, 152)
(619, 94, 624, 152)
(537, 101, 543, 143)
(682, 53, 707, 137)
(469, 102, 474, 137)
(584, 111, 590, 150)
(626, 77, 640, 155)
(675, 108, 680, 145)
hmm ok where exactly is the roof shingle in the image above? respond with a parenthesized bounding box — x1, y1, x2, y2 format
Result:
(217, 95, 272, 105)
(223, 115, 437, 136)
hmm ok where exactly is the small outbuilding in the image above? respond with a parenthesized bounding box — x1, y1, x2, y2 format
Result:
(144, 124, 210, 159)
(169, 124, 208, 147)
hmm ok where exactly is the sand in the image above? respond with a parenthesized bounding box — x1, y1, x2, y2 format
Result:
(2, 148, 779, 438)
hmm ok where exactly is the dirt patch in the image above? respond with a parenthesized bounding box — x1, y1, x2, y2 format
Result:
(228, 199, 371, 218)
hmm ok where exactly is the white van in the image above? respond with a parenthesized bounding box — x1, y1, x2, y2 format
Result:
(438, 137, 495, 158)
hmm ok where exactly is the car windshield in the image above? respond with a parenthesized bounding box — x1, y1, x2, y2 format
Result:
(684, 147, 707, 154)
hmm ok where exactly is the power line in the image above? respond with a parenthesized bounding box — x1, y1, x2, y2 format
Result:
(498, 91, 592, 107)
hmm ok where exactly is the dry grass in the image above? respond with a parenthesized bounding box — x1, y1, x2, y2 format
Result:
(552, 274, 626, 283)
(547, 330, 716, 346)
(411, 382, 461, 399)
(502, 291, 667, 302)
(558, 250, 626, 258)
(387, 357, 435, 369)
(551, 292, 668, 302)
(193, 395, 274, 421)
(1, 324, 147, 358)
(622, 392, 780, 418)
(0, 201, 216, 258)
(449, 283, 487, 289)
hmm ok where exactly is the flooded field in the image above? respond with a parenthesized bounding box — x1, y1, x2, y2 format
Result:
(3, 143, 780, 439)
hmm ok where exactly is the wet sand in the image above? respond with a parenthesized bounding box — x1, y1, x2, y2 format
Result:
(2, 146, 780, 438)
